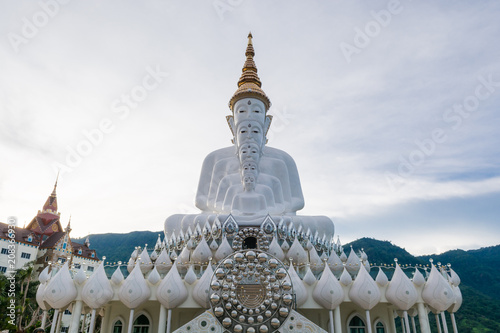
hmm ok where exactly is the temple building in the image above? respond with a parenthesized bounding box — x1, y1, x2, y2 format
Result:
(35, 34, 463, 333)
(0, 181, 99, 276)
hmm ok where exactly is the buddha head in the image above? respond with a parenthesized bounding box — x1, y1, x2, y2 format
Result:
(238, 143, 261, 165)
(233, 98, 266, 124)
(242, 173, 257, 192)
(240, 160, 259, 178)
(235, 120, 264, 148)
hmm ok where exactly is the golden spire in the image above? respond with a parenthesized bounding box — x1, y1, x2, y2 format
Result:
(229, 32, 271, 111)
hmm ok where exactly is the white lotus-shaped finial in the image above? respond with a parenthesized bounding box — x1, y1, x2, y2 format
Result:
(44, 262, 77, 309)
(193, 258, 214, 308)
(157, 261, 188, 309)
(422, 263, 454, 312)
(385, 263, 418, 310)
(349, 265, 381, 310)
(118, 263, 151, 309)
(82, 262, 114, 309)
(313, 262, 344, 309)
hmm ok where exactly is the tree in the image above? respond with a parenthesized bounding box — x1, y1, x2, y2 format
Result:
(0, 273, 17, 331)
(0, 263, 44, 333)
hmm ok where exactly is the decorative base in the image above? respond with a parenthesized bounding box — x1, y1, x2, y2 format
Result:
(173, 310, 327, 333)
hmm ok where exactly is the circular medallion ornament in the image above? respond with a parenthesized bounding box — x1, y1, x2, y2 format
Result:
(210, 250, 294, 332)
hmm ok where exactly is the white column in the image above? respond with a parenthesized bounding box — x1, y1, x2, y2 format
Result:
(49, 309, 59, 333)
(388, 309, 397, 333)
(55, 310, 63, 333)
(88, 309, 97, 333)
(366, 310, 373, 333)
(403, 311, 411, 333)
(401, 317, 406, 333)
(440, 312, 449, 333)
(334, 307, 342, 333)
(166, 309, 172, 333)
(450, 313, 458, 333)
(329, 310, 335, 333)
(80, 314, 86, 333)
(127, 309, 135, 333)
(411, 315, 417, 333)
(158, 306, 167, 333)
(435, 314, 442, 333)
(417, 303, 431, 333)
(69, 301, 83, 333)
(41, 310, 48, 329)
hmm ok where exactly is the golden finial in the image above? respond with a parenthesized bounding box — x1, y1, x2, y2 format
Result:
(229, 33, 271, 111)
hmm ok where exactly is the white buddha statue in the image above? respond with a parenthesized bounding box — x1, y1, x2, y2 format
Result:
(195, 34, 304, 215)
(165, 33, 334, 241)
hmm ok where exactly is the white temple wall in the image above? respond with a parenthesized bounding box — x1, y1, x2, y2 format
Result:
(71, 255, 98, 276)
(103, 301, 160, 333)
(102, 301, 206, 333)
(296, 309, 330, 330)
(339, 303, 395, 333)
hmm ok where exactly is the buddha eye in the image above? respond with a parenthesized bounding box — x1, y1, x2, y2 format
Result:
(253, 110, 260, 113)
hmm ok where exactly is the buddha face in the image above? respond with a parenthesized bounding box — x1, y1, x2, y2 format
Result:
(236, 120, 264, 148)
(242, 173, 256, 191)
(240, 161, 259, 178)
(233, 98, 266, 125)
(238, 143, 261, 164)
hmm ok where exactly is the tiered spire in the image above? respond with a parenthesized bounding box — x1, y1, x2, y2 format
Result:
(238, 33, 261, 88)
(42, 175, 59, 214)
(65, 216, 72, 233)
(229, 33, 271, 111)
(26, 175, 63, 236)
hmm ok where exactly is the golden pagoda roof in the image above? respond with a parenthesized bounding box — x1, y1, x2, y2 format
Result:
(229, 33, 271, 111)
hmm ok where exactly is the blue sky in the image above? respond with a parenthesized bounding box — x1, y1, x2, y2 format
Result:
(1, 1, 499, 255)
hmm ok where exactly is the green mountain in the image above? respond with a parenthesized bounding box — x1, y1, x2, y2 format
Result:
(345, 238, 500, 299)
(344, 237, 425, 266)
(420, 247, 500, 300)
(72, 230, 163, 264)
(345, 238, 500, 333)
(74, 233, 500, 332)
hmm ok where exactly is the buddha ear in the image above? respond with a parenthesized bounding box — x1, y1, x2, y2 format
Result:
(264, 115, 272, 144)
(264, 115, 272, 136)
(227, 115, 236, 144)
(226, 115, 236, 136)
